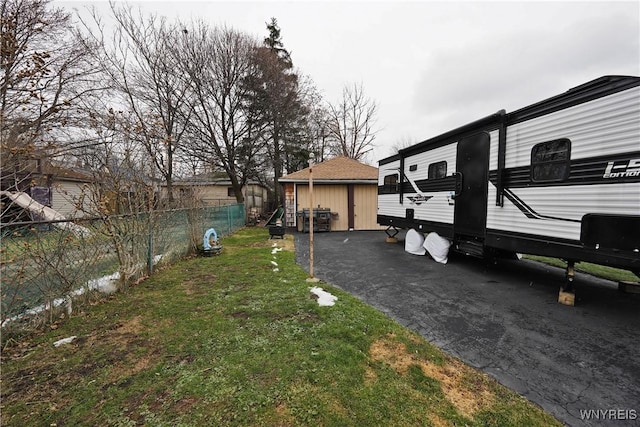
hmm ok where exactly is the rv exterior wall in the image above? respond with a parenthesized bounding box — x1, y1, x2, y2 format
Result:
(486, 86, 640, 242)
(377, 76, 640, 270)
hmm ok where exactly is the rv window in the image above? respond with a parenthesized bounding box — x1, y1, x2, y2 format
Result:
(531, 139, 571, 182)
(428, 161, 447, 179)
(382, 174, 399, 194)
(409, 164, 418, 171)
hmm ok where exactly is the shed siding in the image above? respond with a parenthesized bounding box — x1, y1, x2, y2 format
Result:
(296, 184, 349, 231)
(354, 185, 384, 230)
(295, 183, 381, 231)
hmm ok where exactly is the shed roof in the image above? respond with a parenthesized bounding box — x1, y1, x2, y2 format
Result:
(279, 156, 378, 183)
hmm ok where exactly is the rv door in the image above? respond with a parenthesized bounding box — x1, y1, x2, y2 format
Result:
(453, 132, 490, 238)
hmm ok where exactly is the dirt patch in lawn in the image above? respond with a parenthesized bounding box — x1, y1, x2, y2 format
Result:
(369, 334, 495, 420)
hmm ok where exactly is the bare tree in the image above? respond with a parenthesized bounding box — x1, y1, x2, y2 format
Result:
(326, 82, 379, 161)
(1, 0, 98, 204)
(299, 75, 332, 163)
(179, 22, 258, 204)
(69, 107, 160, 289)
(390, 134, 418, 155)
(77, 3, 192, 206)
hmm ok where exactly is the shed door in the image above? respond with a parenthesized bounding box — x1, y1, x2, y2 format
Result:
(453, 132, 490, 237)
(353, 185, 379, 230)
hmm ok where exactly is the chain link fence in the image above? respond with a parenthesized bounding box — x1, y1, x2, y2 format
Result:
(1, 204, 245, 334)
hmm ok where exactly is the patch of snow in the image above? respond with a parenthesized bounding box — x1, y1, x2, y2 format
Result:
(53, 336, 77, 347)
(273, 268, 279, 272)
(270, 260, 278, 267)
(1, 271, 121, 328)
(86, 272, 120, 294)
(271, 247, 283, 254)
(309, 287, 338, 306)
(2, 252, 167, 329)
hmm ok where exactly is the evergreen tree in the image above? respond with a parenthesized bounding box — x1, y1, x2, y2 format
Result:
(242, 18, 307, 209)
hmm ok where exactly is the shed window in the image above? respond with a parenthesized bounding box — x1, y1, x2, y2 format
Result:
(428, 161, 447, 179)
(531, 139, 571, 182)
(227, 187, 234, 197)
(381, 174, 399, 194)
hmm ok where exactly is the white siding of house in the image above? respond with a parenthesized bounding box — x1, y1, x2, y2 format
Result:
(51, 180, 89, 218)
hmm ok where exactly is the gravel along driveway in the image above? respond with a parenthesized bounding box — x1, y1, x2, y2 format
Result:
(294, 230, 640, 427)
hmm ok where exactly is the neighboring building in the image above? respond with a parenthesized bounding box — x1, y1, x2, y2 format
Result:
(1, 159, 94, 221)
(279, 156, 383, 231)
(48, 166, 94, 218)
(168, 175, 269, 214)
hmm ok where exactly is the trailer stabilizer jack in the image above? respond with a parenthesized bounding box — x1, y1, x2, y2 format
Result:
(385, 226, 399, 243)
(558, 260, 576, 306)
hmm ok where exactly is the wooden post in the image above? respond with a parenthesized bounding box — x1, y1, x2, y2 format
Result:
(307, 154, 319, 283)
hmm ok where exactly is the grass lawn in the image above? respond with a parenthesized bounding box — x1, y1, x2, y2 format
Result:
(1, 227, 561, 426)
(523, 255, 638, 283)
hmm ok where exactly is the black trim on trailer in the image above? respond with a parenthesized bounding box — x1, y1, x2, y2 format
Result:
(507, 76, 640, 124)
(398, 110, 505, 158)
(581, 214, 640, 252)
(496, 113, 507, 207)
(387, 110, 504, 207)
(379, 154, 400, 166)
(488, 151, 640, 189)
(399, 155, 405, 204)
(485, 229, 640, 271)
(501, 189, 580, 222)
(377, 215, 453, 239)
(414, 176, 456, 192)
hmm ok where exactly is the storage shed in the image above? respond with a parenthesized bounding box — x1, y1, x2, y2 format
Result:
(279, 156, 382, 231)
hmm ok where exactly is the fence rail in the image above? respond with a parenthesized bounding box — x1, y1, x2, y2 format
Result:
(1, 204, 245, 330)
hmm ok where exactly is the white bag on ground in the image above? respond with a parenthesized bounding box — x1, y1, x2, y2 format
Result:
(423, 232, 451, 264)
(404, 229, 426, 255)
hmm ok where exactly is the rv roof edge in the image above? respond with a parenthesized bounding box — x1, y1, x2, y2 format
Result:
(381, 75, 640, 164)
(398, 109, 506, 158)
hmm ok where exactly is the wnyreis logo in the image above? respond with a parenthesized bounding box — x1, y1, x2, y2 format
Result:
(603, 159, 640, 178)
(580, 408, 637, 421)
(407, 194, 433, 205)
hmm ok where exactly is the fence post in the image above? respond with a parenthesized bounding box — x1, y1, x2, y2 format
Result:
(147, 211, 153, 276)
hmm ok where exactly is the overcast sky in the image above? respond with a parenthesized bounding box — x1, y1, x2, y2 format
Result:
(59, 0, 640, 164)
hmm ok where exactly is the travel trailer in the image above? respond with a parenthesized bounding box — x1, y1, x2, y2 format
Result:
(377, 76, 639, 299)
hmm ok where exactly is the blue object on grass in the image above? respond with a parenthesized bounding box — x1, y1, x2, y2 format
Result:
(203, 228, 219, 251)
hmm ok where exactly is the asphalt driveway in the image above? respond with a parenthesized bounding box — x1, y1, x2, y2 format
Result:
(294, 230, 640, 427)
